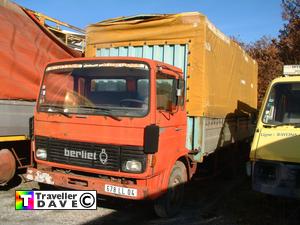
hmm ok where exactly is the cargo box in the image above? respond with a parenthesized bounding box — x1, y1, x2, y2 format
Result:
(86, 12, 257, 117)
(85, 12, 258, 160)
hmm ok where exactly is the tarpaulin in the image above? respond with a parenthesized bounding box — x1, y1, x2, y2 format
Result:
(86, 12, 257, 117)
(0, 0, 80, 101)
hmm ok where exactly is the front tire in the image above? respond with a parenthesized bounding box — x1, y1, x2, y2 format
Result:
(154, 161, 187, 218)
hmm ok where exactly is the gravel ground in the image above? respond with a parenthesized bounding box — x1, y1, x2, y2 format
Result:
(1, 172, 299, 225)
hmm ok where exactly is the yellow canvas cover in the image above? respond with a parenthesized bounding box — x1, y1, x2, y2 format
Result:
(86, 12, 257, 117)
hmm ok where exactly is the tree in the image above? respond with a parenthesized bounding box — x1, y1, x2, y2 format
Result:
(278, 0, 300, 63)
(242, 1, 300, 107)
(245, 37, 283, 107)
(281, 0, 300, 20)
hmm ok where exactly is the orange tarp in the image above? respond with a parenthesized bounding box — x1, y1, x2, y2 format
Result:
(86, 12, 257, 117)
(0, 0, 79, 101)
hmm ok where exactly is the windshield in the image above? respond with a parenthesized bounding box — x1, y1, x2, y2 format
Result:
(262, 82, 300, 125)
(38, 61, 150, 117)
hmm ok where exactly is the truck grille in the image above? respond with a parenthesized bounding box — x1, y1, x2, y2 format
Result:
(35, 136, 146, 172)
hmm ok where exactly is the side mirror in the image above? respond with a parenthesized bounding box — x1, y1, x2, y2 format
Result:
(176, 79, 185, 106)
(144, 124, 159, 154)
(251, 111, 258, 125)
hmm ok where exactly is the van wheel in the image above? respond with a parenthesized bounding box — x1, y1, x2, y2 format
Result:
(154, 161, 187, 218)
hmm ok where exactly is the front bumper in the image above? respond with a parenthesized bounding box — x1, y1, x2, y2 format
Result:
(25, 168, 155, 200)
(252, 160, 300, 199)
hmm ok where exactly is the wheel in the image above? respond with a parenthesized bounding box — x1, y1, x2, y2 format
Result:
(0, 149, 16, 185)
(154, 161, 187, 218)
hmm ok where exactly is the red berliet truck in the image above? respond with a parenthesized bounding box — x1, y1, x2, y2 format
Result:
(26, 13, 257, 217)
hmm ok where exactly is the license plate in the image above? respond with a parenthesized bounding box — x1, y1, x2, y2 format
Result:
(104, 184, 137, 197)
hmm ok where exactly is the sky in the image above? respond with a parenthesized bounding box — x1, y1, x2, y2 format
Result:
(13, 0, 284, 44)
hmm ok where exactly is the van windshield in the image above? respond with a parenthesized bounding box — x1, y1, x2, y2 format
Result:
(38, 61, 150, 117)
(262, 82, 300, 125)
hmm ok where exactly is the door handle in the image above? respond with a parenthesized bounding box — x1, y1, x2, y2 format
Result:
(175, 128, 182, 131)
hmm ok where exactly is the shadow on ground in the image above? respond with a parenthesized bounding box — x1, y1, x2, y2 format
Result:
(0, 175, 22, 191)
(81, 171, 300, 225)
(1, 167, 299, 225)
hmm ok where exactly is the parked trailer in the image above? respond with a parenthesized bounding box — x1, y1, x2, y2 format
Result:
(0, 0, 79, 185)
(26, 13, 257, 217)
(0, 100, 34, 184)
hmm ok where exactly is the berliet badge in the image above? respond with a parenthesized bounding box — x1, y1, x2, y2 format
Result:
(99, 148, 108, 164)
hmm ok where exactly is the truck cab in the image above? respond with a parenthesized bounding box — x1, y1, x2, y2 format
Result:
(26, 57, 191, 217)
(249, 65, 300, 198)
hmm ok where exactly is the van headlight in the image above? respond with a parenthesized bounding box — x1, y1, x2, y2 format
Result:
(246, 161, 252, 176)
(122, 160, 142, 173)
(36, 148, 47, 160)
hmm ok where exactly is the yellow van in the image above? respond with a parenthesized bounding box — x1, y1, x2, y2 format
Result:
(248, 65, 300, 198)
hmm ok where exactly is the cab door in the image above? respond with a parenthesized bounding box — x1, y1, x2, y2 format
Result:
(154, 71, 187, 173)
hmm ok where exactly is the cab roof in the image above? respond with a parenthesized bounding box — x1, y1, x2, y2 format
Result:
(47, 56, 183, 78)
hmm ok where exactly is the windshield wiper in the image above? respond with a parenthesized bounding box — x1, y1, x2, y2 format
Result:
(100, 111, 122, 121)
(78, 105, 122, 121)
(40, 104, 71, 118)
(273, 122, 300, 128)
(54, 110, 71, 118)
(263, 124, 274, 128)
(78, 105, 111, 111)
(41, 104, 121, 121)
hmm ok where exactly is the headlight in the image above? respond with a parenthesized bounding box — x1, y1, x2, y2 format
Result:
(122, 160, 142, 173)
(36, 148, 47, 160)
